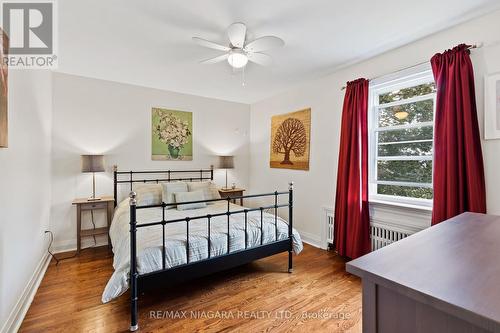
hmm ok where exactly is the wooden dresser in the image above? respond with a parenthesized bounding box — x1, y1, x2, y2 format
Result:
(347, 213, 500, 333)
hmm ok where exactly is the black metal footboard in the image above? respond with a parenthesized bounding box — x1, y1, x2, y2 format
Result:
(124, 178, 294, 331)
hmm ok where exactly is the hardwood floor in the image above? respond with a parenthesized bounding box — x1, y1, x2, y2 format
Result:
(20, 244, 362, 332)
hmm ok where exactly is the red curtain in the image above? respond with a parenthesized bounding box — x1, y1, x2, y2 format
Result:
(431, 44, 486, 225)
(334, 78, 371, 259)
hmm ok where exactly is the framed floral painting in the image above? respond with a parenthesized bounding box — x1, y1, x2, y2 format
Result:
(152, 108, 193, 160)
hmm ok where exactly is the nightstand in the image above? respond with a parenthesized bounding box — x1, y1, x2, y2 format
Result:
(72, 196, 114, 254)
(218, 188, 245, 206)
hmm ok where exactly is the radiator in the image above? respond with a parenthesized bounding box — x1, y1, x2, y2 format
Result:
(324, 208, 415, 251)
(326, 210, 335, 244)
(370, 223, 411, 251)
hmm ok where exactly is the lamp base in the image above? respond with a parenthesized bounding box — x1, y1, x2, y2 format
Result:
(88, 173, 101, 201)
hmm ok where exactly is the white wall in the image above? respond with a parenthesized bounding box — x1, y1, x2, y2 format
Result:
(50, 73, 250, 251)
(249, 9, 500, 245)
(0, 70, 52, 331)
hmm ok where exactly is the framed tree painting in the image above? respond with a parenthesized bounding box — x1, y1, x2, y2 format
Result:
(270, 108, 311, 170)
(485, 73, 500, 140)
(0, 28, 8, 148)
(152, 108, 193, 160)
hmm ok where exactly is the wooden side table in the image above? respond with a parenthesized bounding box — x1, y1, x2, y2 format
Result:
(72, 196, 114, 254)
(218, 188, 245, 206)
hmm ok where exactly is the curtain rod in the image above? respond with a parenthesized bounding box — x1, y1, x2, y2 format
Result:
(340, 43, 482, 91)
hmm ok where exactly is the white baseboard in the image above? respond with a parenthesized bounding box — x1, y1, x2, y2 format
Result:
(0, 252, 51, 333)
(297, 229, 326, 250)
(53, 236, 108, 254)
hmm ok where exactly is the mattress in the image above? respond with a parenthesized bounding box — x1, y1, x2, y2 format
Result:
(102, 199, 303, 303)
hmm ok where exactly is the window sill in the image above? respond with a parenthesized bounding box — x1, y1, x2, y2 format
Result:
(369, 198, 432, 231)
(369, 198, 432, 212)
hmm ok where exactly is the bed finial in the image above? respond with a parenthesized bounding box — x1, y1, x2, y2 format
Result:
(129, 191, 137, 206)
(113, 164, 118, 172)
(289, 182, 294, 190)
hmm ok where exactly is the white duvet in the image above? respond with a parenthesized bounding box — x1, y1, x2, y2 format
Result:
(102, 199, 303, 303)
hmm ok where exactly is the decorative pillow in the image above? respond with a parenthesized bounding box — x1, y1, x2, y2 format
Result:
(161, 182, 188, 209)
(187, 181, 221, 202)
(175, 191, 207, 210)
(134, 184, 162, 206)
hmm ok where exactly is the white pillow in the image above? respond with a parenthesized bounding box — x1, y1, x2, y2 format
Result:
(134, 184, 162, 206)
(175, 190, 207, 210)
(187, 181, 221, 202)
(161, 182, 188, 209)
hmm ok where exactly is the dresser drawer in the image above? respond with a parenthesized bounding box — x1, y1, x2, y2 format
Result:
(219, 191, 243, 198)
(80, 201, 108, 211)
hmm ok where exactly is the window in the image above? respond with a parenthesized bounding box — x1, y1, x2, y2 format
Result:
(368, 65, 436, 207)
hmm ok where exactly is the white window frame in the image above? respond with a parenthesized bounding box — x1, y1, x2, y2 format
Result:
(368, 63, 436, 208)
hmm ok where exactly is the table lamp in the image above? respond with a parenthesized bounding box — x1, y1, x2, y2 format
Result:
(218, 155, 234, 190)
(81, 155, 105, 201)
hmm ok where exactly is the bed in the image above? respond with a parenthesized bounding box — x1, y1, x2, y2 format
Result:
(108, 167, 302, 331)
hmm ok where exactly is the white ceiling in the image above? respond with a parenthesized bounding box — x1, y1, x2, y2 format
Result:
(57, 0, 500, 104)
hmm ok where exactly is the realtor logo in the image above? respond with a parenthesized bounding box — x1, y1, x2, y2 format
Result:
(2, 2, 52, 54)
(1, 0, 57, 68)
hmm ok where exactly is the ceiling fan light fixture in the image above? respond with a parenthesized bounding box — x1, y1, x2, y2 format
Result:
(193, 23, 284, 71)
(227, 50, 248, 69)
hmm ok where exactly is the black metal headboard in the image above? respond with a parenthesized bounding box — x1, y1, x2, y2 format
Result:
(113, 165, 214, 206)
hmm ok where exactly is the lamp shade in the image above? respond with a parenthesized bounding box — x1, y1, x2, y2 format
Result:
(81, 155, 105, 173)
(218, 155, 234, 169)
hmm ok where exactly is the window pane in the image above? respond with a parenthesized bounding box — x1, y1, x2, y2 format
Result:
(379, 82, 436, 104)
(378, 99, 434, 127)
(378, 141, 432, 157)
(378, 126, 433, 143)
(377, 184, 433, 199)
(377, 160, 432, 183)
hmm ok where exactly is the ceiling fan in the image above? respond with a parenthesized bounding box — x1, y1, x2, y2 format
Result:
(192, 22, 285, 69)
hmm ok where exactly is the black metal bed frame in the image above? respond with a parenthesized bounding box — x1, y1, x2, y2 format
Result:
(113, 167, 294, 331)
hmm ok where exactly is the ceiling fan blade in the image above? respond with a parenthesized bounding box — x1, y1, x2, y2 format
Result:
(247, 52, 273, 66)
(245, 36, 284, 53)
(200, 53, 229, 64)
(227, 22, 247, 48)
(192, 37, 230, 52)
